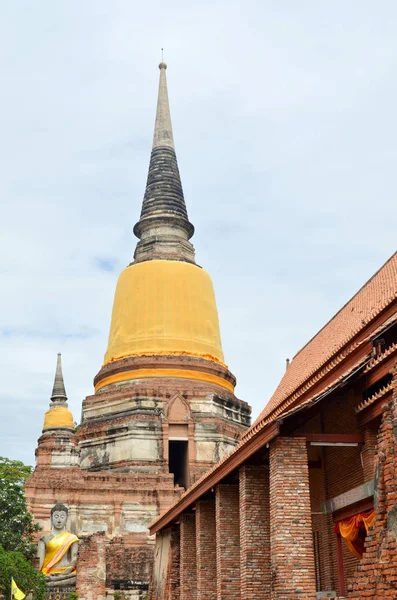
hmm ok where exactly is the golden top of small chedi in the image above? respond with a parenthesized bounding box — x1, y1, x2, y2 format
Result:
(35, 354, 79, 469)
(43, 354, 74, 431)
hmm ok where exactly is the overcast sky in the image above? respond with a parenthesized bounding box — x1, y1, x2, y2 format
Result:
(1, 2, 396, 465)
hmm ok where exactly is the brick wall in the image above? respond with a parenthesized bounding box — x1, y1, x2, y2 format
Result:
(348, 371, 397, 597)
(76, 532, 108, 600)
(269, 437, 316, 600)
(239, 464, 270, 599)
(180, 514, 197, 600)
(196, 499, 216, 600)
(106, 538, 153, 585)
(215, 484, 240, 600)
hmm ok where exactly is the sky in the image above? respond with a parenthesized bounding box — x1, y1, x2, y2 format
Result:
(0, 1, 396, 465)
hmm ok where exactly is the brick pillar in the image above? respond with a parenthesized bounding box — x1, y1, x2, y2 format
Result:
(215, 484, 240, 600)
(269, 437, 316, 600)
(361, 423, 378, 482)
(180, 513, 197, 600)
(196, 499, 217, 600)
(239, 464, 270, 599)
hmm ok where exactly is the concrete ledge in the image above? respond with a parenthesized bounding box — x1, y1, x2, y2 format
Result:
(322, 480, 374, 514)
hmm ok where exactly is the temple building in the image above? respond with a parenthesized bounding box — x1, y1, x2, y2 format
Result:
(148, 253, 397, 600)
(25, 62, 250, 597)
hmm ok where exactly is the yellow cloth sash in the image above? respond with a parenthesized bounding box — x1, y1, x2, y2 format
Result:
(41, 531, 79, 575)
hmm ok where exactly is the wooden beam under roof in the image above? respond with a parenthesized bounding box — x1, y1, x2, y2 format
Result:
(290, 433, 364, 444)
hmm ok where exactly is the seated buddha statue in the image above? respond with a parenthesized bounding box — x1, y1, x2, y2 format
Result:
(37, 503, 79, 588)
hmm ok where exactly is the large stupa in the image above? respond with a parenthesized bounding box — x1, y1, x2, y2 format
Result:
(25, 63, 251, 595)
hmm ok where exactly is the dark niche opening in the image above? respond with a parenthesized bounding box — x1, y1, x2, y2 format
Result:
(168, 440, 188, 489)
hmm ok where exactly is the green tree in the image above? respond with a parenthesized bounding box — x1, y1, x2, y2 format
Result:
(0, 544, 46, 600)
(0, 457, 46, 598)
(0, 457, 40, 560)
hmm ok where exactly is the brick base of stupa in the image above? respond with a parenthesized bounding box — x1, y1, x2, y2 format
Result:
(26, 353, 250, 596)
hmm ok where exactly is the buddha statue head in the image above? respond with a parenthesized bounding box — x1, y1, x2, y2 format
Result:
(50, 503, 68, 531)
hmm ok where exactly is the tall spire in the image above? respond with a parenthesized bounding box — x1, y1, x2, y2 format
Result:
(152, 62, 175, 150)
(133, 63, 195, 264)
(51, 353, 67, 403)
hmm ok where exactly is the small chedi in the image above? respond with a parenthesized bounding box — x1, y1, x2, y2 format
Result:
(38, 503, 79, 590)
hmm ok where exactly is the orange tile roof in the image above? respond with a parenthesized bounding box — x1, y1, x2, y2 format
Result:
(245, 252, 397, 439)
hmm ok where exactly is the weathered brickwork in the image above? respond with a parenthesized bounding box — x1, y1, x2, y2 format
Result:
(239, 464, 270, 599)
(348, 374, 397, 598)
(76, 532, 108, 600)
(196, 499, 217, 600)
(106, 538, 153, 586)
(215, 484, 240, 600)
(269, 437, 316, 600)
(180, 514, 197, 600)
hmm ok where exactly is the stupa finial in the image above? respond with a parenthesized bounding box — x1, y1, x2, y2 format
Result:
(132, 62, 195, 264)
(51, 353, 67, 403)
(152, 58, 174, 149)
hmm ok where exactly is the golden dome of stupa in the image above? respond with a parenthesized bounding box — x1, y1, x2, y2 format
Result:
(104, 260, 224, 366)
(43, 406, 74, 431)
(42, 353, 75, 432)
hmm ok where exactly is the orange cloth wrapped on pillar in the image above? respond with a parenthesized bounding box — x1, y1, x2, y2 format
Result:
(334, 509, 375, 559)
